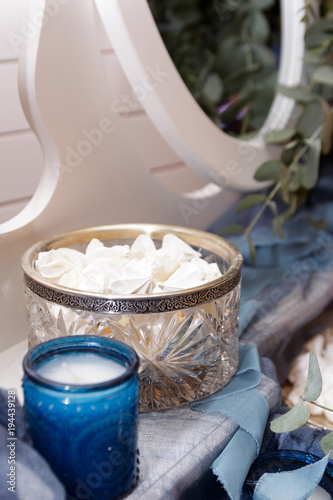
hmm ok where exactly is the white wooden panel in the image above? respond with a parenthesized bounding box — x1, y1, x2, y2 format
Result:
(0, 199, 29, 224)
(0, 0, 27, 60)
(121, 113, 181, 170)
(0, 131, 43, 203)
(0, 62, 30, 133)
(94, 2, 113, 52)
(152, 164, 208, 195)
(101, 52, 142, 113)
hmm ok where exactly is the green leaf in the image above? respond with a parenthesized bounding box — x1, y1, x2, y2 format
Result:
(321, 432, 333, 459)
(281, 140, 302, 166)
(277, 84, 317, 103)
(305, 216, 328, 231)
(235, 194, 267, 213)
(254, 160, 283, 182)
(217, 36, 248, 83)
(263, 128, 297, 144)
(312, 65, 333, 86)
(243, 8, 270, 43)
(247, 86, 275, 131)
(305, 19, 333, 49)
(202, 73, 223, 105)
(224, 62, 262, 85)
(300, 138, 321, 189)
(303, 352, 322, 402)
(296, 101, 323, 138)
(270, 401, 311, 433)
(250, 42, 276, 70)
(247, 233, 256, 267)
(249, 0, 275, 9)
(219, 225, 246, 236)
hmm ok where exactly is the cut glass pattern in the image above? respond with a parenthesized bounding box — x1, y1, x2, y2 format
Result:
(25, 282, 240, 411)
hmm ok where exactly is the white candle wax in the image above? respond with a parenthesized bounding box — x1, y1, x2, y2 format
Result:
(307, 485, 331, 499)
(37, 352, 127, 385)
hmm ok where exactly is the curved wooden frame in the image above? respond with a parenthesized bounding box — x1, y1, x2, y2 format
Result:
(95, 0, 306, 191)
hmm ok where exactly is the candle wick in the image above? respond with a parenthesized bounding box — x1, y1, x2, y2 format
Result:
(61, 362, 80, 383)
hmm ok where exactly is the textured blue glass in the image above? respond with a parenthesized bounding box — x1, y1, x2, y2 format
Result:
(22, 336, 140, 500)
(242, 450, 333, 499)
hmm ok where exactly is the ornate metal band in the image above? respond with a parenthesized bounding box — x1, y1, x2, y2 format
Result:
(24, 271, 241, 315)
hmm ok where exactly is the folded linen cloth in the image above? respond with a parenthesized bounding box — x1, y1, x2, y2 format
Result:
(190, 345, 273, 500)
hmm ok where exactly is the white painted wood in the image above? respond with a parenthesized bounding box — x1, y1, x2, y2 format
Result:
(93, 2, 113, 52)
(0, 199, 29, 224)
(121, 113, 181, 170)
(0, 0, 27, 60)
(153, 164, 218, 195)
(0, 0, 231, 223)
(0, 0, 236, 352)
(101, 57, 209, 191)
(0, 131, 43, 203)
(101, 52, 142, 113)
(94, 0, 306, 192)
(0, 62, 30, 133)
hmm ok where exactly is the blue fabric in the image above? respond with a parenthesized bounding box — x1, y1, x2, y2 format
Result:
(191, 344, 269, 500)
(198, 166, 333, 498)
(207, 168, 333, 336)
(253, 454, 330, 500)
(213, 429, 257, 500)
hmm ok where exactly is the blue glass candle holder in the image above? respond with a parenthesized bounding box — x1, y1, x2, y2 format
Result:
(22, 335, 140, 500)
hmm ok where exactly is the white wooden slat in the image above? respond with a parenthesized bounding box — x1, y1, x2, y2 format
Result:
(152, 164, 209, 195)
(93, 2, 113, 52)
(101, 52, 142, 113)
(0, 131, 43, 204)
(0, 62, 30, 133)
(0, 199, 29, 224)
(121, 113, 182, 170)
(0, 0, 27, 61)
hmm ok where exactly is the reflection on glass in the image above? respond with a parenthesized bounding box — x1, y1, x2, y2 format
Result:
(149, 0, 280, 136)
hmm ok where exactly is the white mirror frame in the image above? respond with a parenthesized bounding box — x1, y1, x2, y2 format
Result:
(95, 0, 306, 191)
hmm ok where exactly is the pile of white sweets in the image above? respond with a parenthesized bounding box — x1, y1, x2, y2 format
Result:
(36, 233, 222, 294)
(287, 327, 333, 424)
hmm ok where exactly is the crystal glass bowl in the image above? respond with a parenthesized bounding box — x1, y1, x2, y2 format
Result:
(21, 223, 243, 411)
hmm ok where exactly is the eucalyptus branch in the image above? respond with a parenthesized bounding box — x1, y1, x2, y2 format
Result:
(292, 124, 323, 164)
(271, 352, 333, 458)
(308, 400, 333, 414)
(237, 123, 323, 246)
(237, 181, 281, 246)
